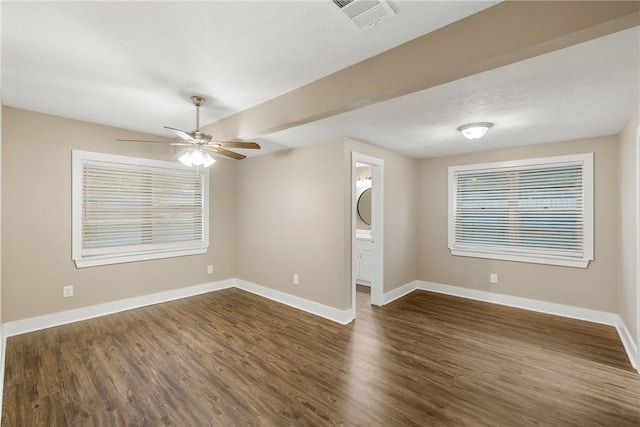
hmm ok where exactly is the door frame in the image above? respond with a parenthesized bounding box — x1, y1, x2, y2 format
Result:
(352, 152, 384, 312)
(636, 126, 640, 372)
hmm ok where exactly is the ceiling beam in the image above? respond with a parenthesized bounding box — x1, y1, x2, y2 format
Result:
(201, 1, 640, 140)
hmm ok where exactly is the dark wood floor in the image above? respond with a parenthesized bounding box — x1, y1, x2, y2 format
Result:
(3, 286, 640, 426)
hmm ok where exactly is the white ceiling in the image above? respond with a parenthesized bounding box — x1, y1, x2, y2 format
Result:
(263, 26, 640, 158)
(2, 1, 638, 159)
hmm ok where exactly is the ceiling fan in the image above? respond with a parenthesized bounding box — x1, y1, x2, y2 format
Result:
(118, 95, 260, 167)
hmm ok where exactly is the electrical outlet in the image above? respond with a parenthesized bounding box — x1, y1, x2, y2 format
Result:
(490, 273, 498, 284)
(293, 274, 299, 285)
(63, 285, 74, 298)
(207, 264, 214, 274)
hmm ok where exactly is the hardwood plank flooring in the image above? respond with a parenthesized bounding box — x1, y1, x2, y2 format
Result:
(3, 287, 640, 426)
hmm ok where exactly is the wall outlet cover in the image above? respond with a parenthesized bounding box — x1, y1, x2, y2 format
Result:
(63, 285, 74, 297)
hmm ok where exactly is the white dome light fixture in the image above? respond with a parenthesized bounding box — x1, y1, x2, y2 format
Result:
(457, 122, 494, 140)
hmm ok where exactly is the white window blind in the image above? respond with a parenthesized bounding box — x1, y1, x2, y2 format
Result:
(72, 151, 209, 268)
(448, 153, 593, 268)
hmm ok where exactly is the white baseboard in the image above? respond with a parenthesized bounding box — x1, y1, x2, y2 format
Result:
(2, 279, 235, 338)
(383, 281, 418, 305)
(1, 278, 354, 341)
(615, 318, 638, 370)
(418, 281, 620, 325)
(418, 280, 637, 369)
(1, 277, 636, 371)
(0, 326, 5, 423)
(236, 279, 354, 325)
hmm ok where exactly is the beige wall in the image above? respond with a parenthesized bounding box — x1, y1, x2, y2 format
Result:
(1, 107, 237, 321)
(0, 105, 631, 325)
(345, 138, 419, 295)
(235, 137, 418, 311)
(235, 139, 347, 308)
(418, 136, 619, 312)
(1, 107, 418, 320)
(619, 106, 640, 339)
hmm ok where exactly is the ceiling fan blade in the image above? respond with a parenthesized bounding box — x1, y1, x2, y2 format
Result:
(169, 142, 193, 146)
(202, 146, 246, 160)
(164, 126, 195, 142)
(214, 141, 261, 149)
(117, 139, 170, 143)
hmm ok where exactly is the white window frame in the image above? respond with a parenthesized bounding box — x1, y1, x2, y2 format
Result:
(448, 153, 593, 268)
(72, 150, 209, 268)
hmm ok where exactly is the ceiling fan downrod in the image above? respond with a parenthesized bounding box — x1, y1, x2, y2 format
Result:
(191, 95, 205, 131)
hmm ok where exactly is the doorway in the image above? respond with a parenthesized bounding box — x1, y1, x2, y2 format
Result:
(352, 153, 383, 315)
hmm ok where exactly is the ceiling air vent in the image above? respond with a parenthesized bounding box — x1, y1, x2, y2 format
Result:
(332, 0, 396, 29)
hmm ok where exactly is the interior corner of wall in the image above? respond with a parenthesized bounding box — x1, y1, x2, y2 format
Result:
(344, 137, 364, 146)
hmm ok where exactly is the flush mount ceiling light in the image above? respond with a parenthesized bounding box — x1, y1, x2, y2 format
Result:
(457, 122, 494, 140)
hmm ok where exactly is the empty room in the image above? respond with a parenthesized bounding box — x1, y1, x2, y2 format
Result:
(1, 1, 640, 425)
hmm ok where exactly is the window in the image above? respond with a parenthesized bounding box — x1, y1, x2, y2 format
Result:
(448, 153, 593, 268)
(72, 150, 209, 268)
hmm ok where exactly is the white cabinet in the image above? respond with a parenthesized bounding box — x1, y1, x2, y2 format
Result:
(356, 238, 373, 284)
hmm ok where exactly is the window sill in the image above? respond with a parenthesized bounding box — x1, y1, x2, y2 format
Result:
(449, 249, 590, 269)
(74, 247, 208, 268)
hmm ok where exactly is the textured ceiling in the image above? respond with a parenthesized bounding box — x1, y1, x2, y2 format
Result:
(2, 1, 638, 159)
(261, 26, 640, 158)
(2, 1, 494, 139)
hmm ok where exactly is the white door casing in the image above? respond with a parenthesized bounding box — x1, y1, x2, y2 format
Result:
(636, 126, 640, 373)
(352, 152, 384, 311)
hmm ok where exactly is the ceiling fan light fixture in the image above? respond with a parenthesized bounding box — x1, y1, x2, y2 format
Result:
(179, 147, 216, 168)
(179, 150, 193, 167)
(457, 122, 493, 140)
(190, 148, 206, 166)
(203, 153, 216, 167)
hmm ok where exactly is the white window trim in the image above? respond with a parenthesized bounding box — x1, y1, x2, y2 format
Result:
(448, 153, 594, 268)
(72, 150, 209, 268)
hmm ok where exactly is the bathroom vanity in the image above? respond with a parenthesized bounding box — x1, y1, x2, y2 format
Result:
(356, 231, 372, 285)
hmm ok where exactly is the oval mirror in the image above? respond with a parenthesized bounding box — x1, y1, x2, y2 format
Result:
(357, 188, 372, 225)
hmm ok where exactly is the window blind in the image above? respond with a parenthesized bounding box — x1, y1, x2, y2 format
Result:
(72, 151, 209, 267)
(448, 154, 593, 268)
